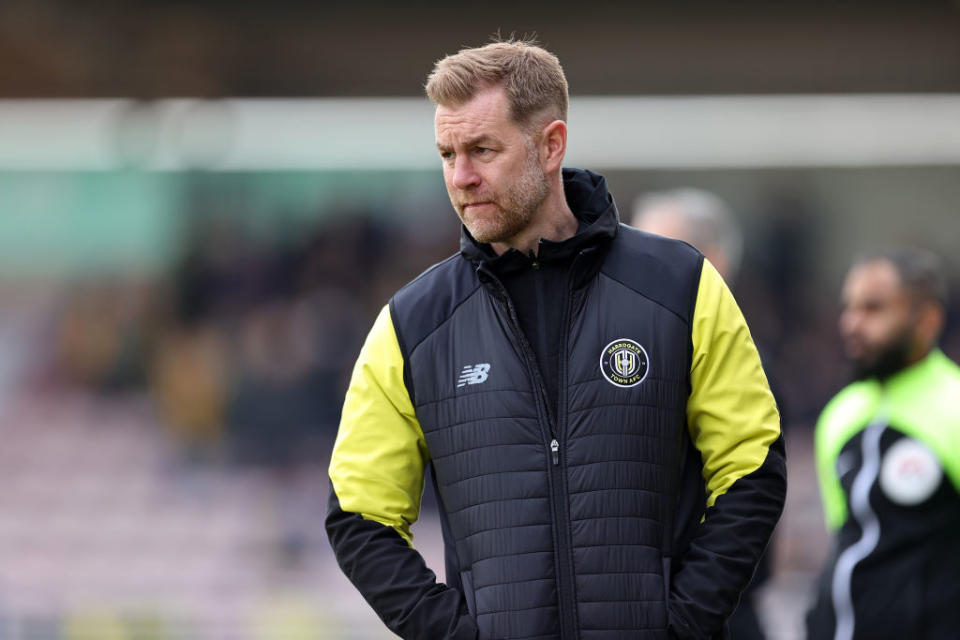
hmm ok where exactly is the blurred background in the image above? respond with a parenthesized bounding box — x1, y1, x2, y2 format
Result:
(0, 1, 958, 638)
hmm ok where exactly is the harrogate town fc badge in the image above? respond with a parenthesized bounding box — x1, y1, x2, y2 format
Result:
(600, 339, 649, 387)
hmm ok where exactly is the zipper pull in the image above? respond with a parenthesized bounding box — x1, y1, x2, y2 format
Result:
(550, 439, 559, 465)
(528, 249, 540, 270)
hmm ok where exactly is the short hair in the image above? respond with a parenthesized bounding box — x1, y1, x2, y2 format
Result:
(632, 188, 744, 282)
(858, 247, 949, 310)
(425, 39, 569, 131)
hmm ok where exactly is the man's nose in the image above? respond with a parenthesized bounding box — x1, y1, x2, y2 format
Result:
(451, 156, 481, 190)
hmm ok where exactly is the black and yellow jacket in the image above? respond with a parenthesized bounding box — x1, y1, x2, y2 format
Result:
(327, 169, 786, 640)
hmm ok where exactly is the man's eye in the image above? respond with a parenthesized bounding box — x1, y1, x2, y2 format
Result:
(475, 147, 490, 155)
(440, 151, 454, 161)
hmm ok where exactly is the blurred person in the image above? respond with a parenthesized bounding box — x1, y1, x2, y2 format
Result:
(150, 322, 229, 453)
(227, 301, 313, 467)
(227, 298, 335, 468)
(55, 282, 151, 391)
(631, 189, 743, 285)
(326, 39, 785, 640)
(806, 248, 960, 639)
(632, 190, 772, 640)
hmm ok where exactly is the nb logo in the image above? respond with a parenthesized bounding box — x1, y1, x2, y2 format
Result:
(457, 363, 491, 388)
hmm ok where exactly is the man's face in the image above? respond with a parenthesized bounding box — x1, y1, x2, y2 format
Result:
(839, 259, 916, 380)
(435, 86, 548, 244)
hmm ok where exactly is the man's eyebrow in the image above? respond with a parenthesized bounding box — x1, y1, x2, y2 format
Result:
(436, 135, 499, 152)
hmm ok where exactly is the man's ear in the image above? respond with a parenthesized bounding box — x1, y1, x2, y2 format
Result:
(915, 301, 945, 351)
(538, 119, 567, 174)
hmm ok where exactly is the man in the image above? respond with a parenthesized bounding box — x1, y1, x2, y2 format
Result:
(631, 189, 743, 286)
(326, 40, 786, 640)
(806, 249, 960, 640)
(632, 190, 771, 640)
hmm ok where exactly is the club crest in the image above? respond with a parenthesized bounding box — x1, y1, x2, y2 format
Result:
(600, 339, 649, 387)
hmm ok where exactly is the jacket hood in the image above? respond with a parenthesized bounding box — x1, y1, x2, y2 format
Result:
(459, 168, 620, 265)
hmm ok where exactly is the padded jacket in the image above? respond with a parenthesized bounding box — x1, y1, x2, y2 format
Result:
(327, 169, 786, 639)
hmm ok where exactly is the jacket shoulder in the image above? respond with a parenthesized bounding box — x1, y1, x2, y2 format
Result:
(390, 253, 481, 357)
(815, 381, 878, 455)
(601, 224, 705, 323)
(820, 380, 876, 424)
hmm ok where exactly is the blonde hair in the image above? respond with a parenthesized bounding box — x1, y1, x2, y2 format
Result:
(425, 39, 568, 131)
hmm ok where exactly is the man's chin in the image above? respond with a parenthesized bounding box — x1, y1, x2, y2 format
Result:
(466, 220, 516, 245)
(849, 347, 911, 382)
(460, 214, 498, 242)
(466, 225, 502, 244)
(849, 359, 878, 382)
(846, 326, 918, 383)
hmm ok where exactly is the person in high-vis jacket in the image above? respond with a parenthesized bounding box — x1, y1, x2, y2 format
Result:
(807, 249, 960, 640)
(326, 40, 786, 640)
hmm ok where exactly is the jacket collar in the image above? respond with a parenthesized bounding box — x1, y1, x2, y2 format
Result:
(459, 168, 620, 267)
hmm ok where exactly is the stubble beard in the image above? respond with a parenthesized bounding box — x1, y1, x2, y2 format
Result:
(455, 143, 549, 245)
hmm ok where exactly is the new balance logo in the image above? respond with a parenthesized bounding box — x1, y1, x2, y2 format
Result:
(457, 363, 490, 388)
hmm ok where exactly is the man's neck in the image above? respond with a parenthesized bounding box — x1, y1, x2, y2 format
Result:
(491, 191, 578, 256)
(904, 344, 935, 371)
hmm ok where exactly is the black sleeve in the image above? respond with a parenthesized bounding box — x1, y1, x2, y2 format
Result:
(667, 435, 787, 639)
(326, 486, 478, 640)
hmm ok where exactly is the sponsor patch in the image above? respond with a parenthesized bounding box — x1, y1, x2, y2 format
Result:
(879, 437, 942, 506)
(600, 339, 649, 388)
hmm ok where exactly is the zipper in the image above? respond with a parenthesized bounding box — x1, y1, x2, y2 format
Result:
(552, 263, 578, 639)
(830, 400, 888, 640)
(480, 265, 577, 639)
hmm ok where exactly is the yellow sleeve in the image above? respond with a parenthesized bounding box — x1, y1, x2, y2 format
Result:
(328, 304, 428, 546)
(687, 260, 781, 507)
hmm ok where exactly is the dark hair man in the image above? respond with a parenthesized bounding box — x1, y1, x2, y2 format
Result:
(806, 248, 960, 640)
(326, 40, 786, 640)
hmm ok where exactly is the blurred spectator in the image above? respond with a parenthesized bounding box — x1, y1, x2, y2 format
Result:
(150, 322, 230, 455)
(806, 248, 960, 639)
(227, 299, 323, 467)
(54, 281, 151, 392)
(632, 188, 743, 285)
(156, 201, 402, 467)
(750, 190, 845, 426)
